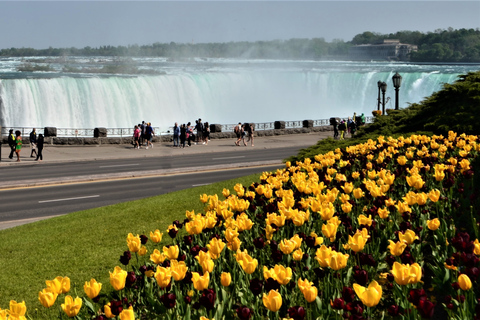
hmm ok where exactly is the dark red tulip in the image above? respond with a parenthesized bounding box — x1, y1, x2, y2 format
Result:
(160, 293, 176, 309)
(119, 251, 131, 266)
(140, 234, 148, 244)
(236, 306, 252, 320)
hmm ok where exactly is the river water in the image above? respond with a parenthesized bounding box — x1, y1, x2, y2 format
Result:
(0, 57, 479, 132)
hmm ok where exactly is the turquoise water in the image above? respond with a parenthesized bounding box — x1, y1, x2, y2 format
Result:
(0, 57, 479, 131)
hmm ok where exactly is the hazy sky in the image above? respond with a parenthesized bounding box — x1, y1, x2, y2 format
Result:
(0, 1, 478, 49)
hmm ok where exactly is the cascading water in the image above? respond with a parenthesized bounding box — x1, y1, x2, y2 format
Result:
(0, 58, 478, 132)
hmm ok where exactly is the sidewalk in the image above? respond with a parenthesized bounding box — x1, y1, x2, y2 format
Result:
(0, 132, 332, 166)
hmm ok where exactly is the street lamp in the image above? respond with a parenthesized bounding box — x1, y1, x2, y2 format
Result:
(377, 81, 382, 111)
(380, 81, 387, 115)
(392, 72, 402, 110)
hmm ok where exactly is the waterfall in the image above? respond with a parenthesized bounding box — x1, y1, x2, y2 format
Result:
(0, 60, 476, 132)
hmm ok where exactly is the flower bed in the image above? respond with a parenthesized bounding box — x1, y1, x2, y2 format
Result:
(2, 132, 480, 320)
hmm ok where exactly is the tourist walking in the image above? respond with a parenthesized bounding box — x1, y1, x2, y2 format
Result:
(186, 122, 194, 147)
(180, 124, 186, 148)
(8, 129, 16, 159)
(349, 119, 357, 137)
(203, 122, 210, 145)
(35, 134, 44, 161)
(332, 119, 339, 139)
(145, 122, 154, 149)
(195, 119, 203, 144)
(246, 123, 254, 146)
(339, 120, 346, 140)
(234, 122, 242, 146)
(173, 122, 180, 147)
(14, 130, 22, 162)
(133, 125, 141, 149)
(29, 128, 37, 158)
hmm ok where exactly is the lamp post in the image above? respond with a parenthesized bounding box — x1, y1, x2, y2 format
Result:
(380, 81, 387, 115)
(392, 72, 402, 110)
(377, 81, 382, 111)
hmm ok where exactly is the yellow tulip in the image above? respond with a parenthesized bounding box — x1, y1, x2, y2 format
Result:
(273, 265, 293, 285)
(8, 300, 27, 319)
(110, 266, 127, 291)
(104, 303, 116, 318)
(0, 309, 7, 320)
(377, 207, 389, 219)
(46, 276, 70, 294)
(196, 251, 214, 273)
(428, 189, 441, 202)
(279, 239, 296, 254)
(119, 306, 135, 320)
(83, 279, 102, 300)
(227, 237, 242, 251)
(221, 272, 232, 287)
(185, 218, 205, 235)
(224, 227, 240, 243)
(126, 233, 141, 253)
(387, 240, 407, 256)
(154, 266, 172, 288)
(200, 193, 209, 203)
(474, 239, 480, 255)
(138, 245, 147, 256)
(353, 188, 364, 199)
(150, 249, 166, 264)
(353, 280, 382, 307)
(398, 229, 418, 245)
(38, 288, 57, 308)
(427, 218, 440, 231)
(170, 260, 188, 281)
(358, 214, 372, 226)
(163, 245, 179, 260)
(293, 248, 304, 261)
(207, 238, 226, 259)
(191, 271, 210, 291)
(222, 188, 230, 197)
(345, 230, 369, 252)
(458, 274, 472, 290)
(61, 296, 82, 318)
(341, 182, 354, 194)
(315, 245, 333, 268)
(238, 254, 258, 274)
(397, 155, 407, 165)
(149, 229, 163, 243)
(263, 290, 282, 312)
(302, 285, 318, 303)
(329, 251, 349, 270)
(321, 221, 338, 242)
(391, 262, 422, 285)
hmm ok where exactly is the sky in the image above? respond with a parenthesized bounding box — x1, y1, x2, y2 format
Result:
(0, 1, 478, 49)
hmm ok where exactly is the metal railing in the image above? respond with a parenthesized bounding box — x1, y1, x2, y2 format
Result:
(1, 117, 373, 137)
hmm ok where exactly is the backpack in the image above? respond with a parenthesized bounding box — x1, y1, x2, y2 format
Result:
(234, 125, 239, 133)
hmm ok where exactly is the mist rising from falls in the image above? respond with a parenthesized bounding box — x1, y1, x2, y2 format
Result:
(0, 59, 477, 131)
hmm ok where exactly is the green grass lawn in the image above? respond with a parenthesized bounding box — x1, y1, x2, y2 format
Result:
(0, 173, 261, 316)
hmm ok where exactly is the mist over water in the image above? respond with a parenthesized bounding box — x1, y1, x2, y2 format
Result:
(0, 58, 478, 132)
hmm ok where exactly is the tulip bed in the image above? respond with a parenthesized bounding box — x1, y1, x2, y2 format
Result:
(2, 131, 480, 320)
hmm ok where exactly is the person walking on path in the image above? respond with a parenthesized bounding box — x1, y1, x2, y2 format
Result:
(8, 129, 16, 159)
(195, 119, 203, 144)
(246, 123, 255, 146)
(234, 122, 242, 146)
(29, 128, 38, 158)
(332, 119, 339, 139)
(14, 130, 22, 162)
(173, 122, 180, 147)
(133, 125, 141, 149)
(180, 124, 187, 148)
(338, 120, 346, 140)
(35, 134, 44, 161)
(203, 122, 210, 145)
(145, 122, 154, 149)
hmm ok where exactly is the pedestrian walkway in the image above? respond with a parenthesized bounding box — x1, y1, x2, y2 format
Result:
(0, 132, 332, 166)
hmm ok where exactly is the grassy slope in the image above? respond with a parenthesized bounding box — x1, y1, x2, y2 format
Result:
(0, 174, 260, 312)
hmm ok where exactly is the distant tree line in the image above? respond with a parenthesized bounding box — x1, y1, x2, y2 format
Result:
(351, 28, 480, 62)
(1, 28, 479, 62)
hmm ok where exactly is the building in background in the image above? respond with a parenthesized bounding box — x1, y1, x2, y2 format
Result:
(349, 40, 418, 61)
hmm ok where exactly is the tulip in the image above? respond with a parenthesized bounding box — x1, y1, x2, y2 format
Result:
(353, 188, 364, 199)
(315, 245, 333, 268)
(109, 266, 127, 291)
(154, 266, 172, 288)
(46, 276, 70, 294)
(238, 254, 258, 274)
(196, 251, 215, 273)
(38, 288, 57, 308)
(321, 221, 338, 242)
(353, 280, 382, 307)
(273, 265, 293, 285)
(263, 290, 282, 312)
(207, 237, 226, 259)
(227, 237, 242, 251)
(138, 245, 147, 256)
(126, 233, 141, 253)
(391, 262, 422, 285)
(428, 189, 441, 202)
(329, 251, 349, 270)
(474, 239, 480, 255)
(378, 207, 390, 219)
(293, 248, 304, 261)
(104, 303, 116, 318)
(119, 306, 135, 320)
(279, 239, 296, 254)
(61, 295, 82, 318)
(458, 274, 472, 290)
(149, 229, 163, 243)
(222, 188, 230, 197)
(427, 218, 440, 231)
(8, 300, 27, 319)
(344, 230, 369, 252)
(192, 271, 210, 291)
(301, 285, 318, 303)
(0, 309, 7, 320)
(150, 249, 166, 264)
(83, 279, 102, 300)
(163, 245, 179, 260)
(225, 227, 240, 243)
(221, 272, 232, 287)
(398, 229, 418, 245)
(388, 240, 407, 256)
(170, 260, 188, 281)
